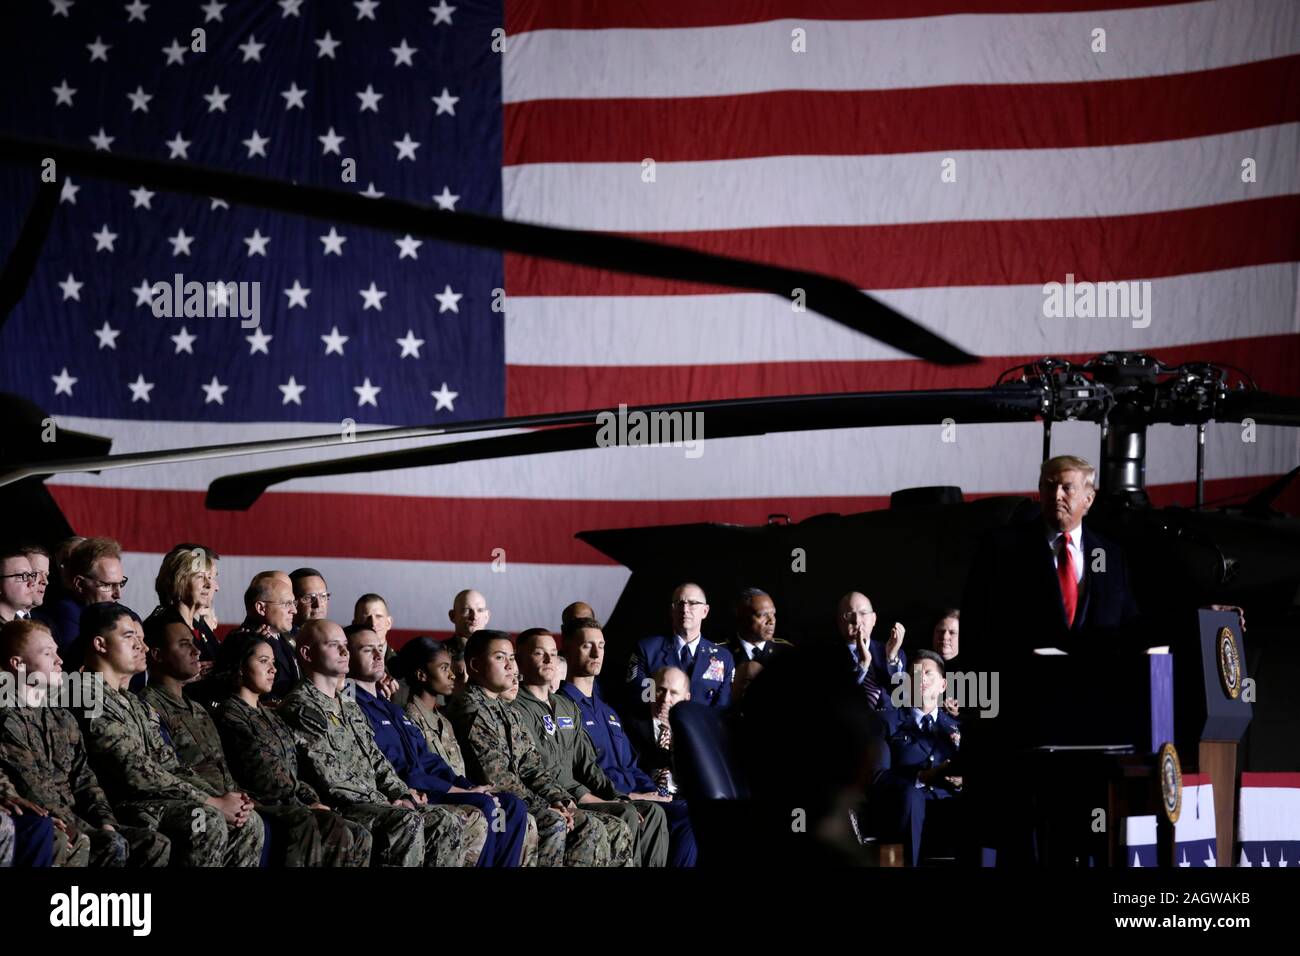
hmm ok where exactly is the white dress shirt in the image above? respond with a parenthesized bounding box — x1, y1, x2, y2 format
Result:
(1047, 525, 1085, 585)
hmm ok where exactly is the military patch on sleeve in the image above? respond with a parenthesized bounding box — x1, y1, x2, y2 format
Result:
(703, 658, 726, 682)
(542, 715, 556, 735)
(557, 716, 575, 730)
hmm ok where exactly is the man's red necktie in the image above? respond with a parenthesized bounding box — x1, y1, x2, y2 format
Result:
(1057, 532, 1078, 627)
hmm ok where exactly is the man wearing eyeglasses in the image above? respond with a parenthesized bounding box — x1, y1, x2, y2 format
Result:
(222, 572, 301, 702)
(626, 582, 735, 709)
(20, 546, 50, 612)
(835, 591, 907, 711)
(290, 568, 331, 632)
(0, 550, 37, 624)
(35, 537, 128, 655)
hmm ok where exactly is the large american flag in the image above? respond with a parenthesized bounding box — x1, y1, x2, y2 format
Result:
(1, 0, 1297, 642)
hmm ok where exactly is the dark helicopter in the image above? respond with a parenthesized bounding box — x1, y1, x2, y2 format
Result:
(1, 136, 1297, 777)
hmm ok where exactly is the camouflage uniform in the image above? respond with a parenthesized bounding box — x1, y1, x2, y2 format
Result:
(279, 680, 467, 866)
(74, 679, 264, 866)
(0, 811, 12, 867)
(513, 687, 660, 867)
(212, 694, 371, 867)
(0, 702, 169, 867)
(445, 684, 611, 867)
(407, 696, 540, 866)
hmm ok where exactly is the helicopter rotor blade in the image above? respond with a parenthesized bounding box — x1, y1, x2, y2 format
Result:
(0, 134, 974, 366)
(206, 386, 1047, 510)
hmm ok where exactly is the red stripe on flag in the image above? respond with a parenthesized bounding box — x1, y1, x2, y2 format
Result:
(48, 474, 1297, 568)
(504, 196, 1300, 294)
(505, 57, 1300, 163)
(505, 0, 1189, 33)
(506, 334, 1300, 414)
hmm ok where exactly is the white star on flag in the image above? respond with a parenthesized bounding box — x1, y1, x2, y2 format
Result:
(132, 279, 154, 306)
(168, 229, 194, 256)
(165, 132, 191, 159)
(315, 31, 341, 58)
(357, 85, 383, 113)
(318, 127, 345, 155)
(239, 36, 265, 62)
(360, 182, 385, 198)
(395, 235, 422, 259)
(354, 378, 382, 406)
(202, 377, 229, 404)
(434, 285, 462, 312)
(127, 86, 153, 112)
(246, 329, 273, 355)
(129, 185, 154, 208)
(431, 88, 459, 115)
(60, 179, 80, 204)
(242, 130, 270, 157)
(278, 0, 303, 16)
(281, 83, 308, 110)
(360, 282, 387, 310)
(394, 133, 420, 160)
(432, 186, 459, 210)
(431, 382, 458, 410)
(284, 280, 311, 308)
(204, 86, 230, 112)
(319, 227, 347, 255)
(94, 321, 120, 349)
(396, 330, 424, 357)
(92, 225, 118, 252)
(89, 128, 115, 151)
(52, 79, 76, 106)
(279, 376, 305, 405)
(200, 0, 225, 22)
(50, 0, 74, 17)
(127, 373, 155, 403)
(162, 38, 186, 65)
(391, 39, 417, 66)
(171, 327, 196, 353)
(58, 273, 84, 301)
(125, 1, 149, 22)
(51, 368, 78, 396)
(86, 36, 112, 62)
(321, 326, 349, 355)
(430, 1, 455, 25)
(355, 0, 379, 20)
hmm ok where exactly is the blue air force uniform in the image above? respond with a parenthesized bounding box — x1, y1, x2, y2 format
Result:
(869, 706, 962, 866)
(353, 684, 528, 867)
(627, 635, 734, 709)
(561, 681, 698, 867)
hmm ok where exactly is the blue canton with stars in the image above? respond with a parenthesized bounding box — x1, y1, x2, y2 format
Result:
(0, 0, 503, 424)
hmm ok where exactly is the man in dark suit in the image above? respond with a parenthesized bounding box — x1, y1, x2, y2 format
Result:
(725, 588, 794, 667)
(833, 591, 907, 710)
(216, 571, 300, 702)
(623, 665, 690, 796)
(868, 650, 962, 866)
(626, 582, 734, 709)
(960, 454, 1143, 863)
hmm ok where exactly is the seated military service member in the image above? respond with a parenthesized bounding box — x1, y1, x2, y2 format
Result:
(397, 638, 470, 773)
(0, 619, 169, 867)
(346, 624, 531, 867)
(726, 588, 793, 666)
(352, 594, 403, 703)
(623, 666, 690, 797)
(514, 628, 658, 867)
(627, 583, 734, 709)
(74, 603, 265, 866)
(868, 650, 963, 866)
(141, 615, 342, 868)
(562, 619, 698, 867)
(280, 619, 462, 867)
(446, 629, 612, 867)
(1, 769, 57, 867)
(211, 632, 371, 867)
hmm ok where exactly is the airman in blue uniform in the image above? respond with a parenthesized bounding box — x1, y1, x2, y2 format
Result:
(626, 583, 734, 709)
